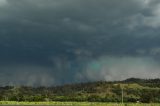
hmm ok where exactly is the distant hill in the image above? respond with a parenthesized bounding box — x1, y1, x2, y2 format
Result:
(0, 78, 160, 103)
(123, 78, 160, 83)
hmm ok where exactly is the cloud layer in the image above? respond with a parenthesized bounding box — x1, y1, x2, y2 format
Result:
(0, 0, 160, 86)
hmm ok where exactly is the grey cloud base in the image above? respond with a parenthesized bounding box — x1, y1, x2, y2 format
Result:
(0, 0, 160, 86)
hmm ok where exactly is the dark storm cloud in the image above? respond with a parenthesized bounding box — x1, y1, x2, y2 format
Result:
(0, 0, 160, 86)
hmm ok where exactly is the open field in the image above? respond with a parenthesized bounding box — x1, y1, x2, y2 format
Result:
(0, 101, 159, 106)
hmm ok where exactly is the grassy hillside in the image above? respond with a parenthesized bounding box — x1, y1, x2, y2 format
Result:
(0, 78, 160, 103)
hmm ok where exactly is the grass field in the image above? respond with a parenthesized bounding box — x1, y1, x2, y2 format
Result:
(0, 101, 159, 106)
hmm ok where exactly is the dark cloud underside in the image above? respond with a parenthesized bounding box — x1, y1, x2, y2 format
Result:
(0, 0, 160, 86)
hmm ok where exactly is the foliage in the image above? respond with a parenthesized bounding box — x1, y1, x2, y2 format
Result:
(0, 78, 160, 103)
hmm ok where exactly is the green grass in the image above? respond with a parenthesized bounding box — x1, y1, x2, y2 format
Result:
(0, 101, 159, 106)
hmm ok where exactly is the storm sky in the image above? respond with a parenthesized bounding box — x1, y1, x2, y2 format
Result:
(0, 0, 160, 86)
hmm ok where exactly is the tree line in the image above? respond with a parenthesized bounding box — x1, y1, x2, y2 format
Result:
(0, 78, 160, 103)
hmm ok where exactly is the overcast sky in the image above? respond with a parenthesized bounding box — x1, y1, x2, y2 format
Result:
(0, 0, 160, 86)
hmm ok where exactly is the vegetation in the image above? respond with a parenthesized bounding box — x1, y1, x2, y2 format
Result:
(0, 101, 159, 106)
(0, 78, 160, 103)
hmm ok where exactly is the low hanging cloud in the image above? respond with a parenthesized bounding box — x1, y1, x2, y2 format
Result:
(0, 0, 7, 6)
(82, 56, 160, 81)
(0, 64, 55, 86)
